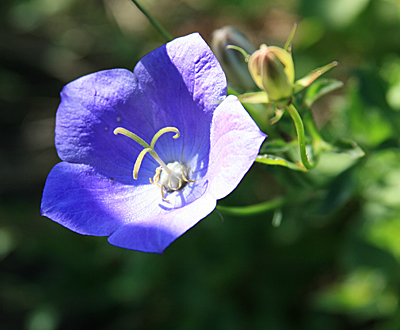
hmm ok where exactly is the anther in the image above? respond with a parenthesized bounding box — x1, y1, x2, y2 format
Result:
(181, 170, 196, 183)
(149, 167, 161, 187)
(168, 177, 182, 191)
(161, 185, 169, 202)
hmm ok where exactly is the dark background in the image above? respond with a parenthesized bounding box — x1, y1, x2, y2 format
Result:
(1, 0, 400, 329)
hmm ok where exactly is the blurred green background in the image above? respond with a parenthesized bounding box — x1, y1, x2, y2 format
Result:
(1, 0, 400, 329)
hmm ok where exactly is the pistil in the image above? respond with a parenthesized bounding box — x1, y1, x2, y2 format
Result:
(114, 126, 179, 179)
(114, 126, 195, 201)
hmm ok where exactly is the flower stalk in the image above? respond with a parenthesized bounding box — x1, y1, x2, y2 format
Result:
(130, 0, 173, 42)
(285, 103, 316, 170)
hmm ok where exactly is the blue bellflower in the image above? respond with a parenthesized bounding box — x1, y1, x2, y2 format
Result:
(41, 33, 266, 253)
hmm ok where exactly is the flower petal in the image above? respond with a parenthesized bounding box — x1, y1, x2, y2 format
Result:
(41, 161, 215, 253)
(206, 95, 266, 199)
(55, 68, 159, 182)
(133, 33, 227, 167)
(41, 162, 158, 236)
(107, 191, 216, 254)
(42, 34, 250, 254)
(55, 33, 227, 183)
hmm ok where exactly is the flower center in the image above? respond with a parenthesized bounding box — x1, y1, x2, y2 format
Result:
(159, 161, 189, 191)
(114, 126, 195, 202)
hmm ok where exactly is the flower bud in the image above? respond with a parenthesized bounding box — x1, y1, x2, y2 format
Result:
(248, 44, 295, 104)
(211, 26, 257, 91)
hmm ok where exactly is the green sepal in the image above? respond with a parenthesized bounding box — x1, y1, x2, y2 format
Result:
(238, 91, 269, 104)
(269, 108, 284, 125)
(294, 61, 339, 94)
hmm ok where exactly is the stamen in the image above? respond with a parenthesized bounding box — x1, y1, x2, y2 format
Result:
(168, 177, 182, 191)
(181, 170, 196, 183)
(154, 167, 161, 185)
(149, 177, 161, 187)
(149, 167, 161, 187)
(161, 185, 169, 202)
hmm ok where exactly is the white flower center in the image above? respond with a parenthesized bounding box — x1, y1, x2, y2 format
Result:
(159, 161, 189, 192)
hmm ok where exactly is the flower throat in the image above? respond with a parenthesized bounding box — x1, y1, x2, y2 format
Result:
(114, 126, 195, 201)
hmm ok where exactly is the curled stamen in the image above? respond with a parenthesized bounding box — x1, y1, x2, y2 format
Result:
(161, 185, 169, 202)
(149, 167, 162, 187)
(168, 177, 182, 191)
(149, 177, 162, 187)
(181, 170, 196, 183)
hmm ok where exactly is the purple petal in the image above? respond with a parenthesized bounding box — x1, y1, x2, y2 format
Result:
(133, 33, 227, 166)
(55, 34, 227, 185)
(108, 192, 216, 253)
(41, 162, 158, 236)
(206, 95, 266, 199)
(55, 68, 157, 183)
(41, 162, 216, 253)
(42, 33, 261, 254)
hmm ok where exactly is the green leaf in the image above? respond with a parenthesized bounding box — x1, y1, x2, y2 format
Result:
(314, 140, 364, 177)
(256, 154, 307, 171)
(331, 139, 365, 159)
(304, 78, 344, 107)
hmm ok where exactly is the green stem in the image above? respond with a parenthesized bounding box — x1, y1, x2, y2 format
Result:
(284, 23, 297, 52)
(226, 45, 250, 61)
(285, 103, 316, 170)
(130, 0, 173, 42)
(217, 197, 286, 217)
